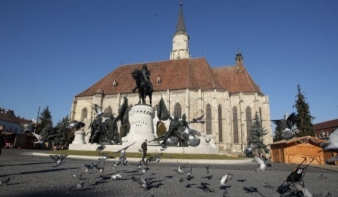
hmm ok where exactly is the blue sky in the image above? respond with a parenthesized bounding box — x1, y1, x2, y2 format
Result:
(1, 0, 337, 130)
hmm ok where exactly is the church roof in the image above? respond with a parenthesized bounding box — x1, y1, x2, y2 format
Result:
(213, 65, 262, 94)
(174, 2, 188, 36)
(75, 57, 263, 97)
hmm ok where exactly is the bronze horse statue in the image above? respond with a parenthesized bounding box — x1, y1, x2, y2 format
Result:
(131, 67, 153, 106)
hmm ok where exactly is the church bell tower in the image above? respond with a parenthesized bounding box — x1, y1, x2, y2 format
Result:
(170, 2, 191, 60)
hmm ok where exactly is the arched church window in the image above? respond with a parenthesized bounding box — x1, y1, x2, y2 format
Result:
(259, 107, 262, 122)
(246, 107, 252, 142)
(174, 103, 182, 119)
(206, 104, 212, 135)
(104, 106, 113, 118)
(218, 105, 223, 142)
(81, 108, 88, 122)
(233, 107, 239, 143)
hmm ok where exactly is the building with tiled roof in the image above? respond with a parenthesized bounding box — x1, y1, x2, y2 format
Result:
(314, 119, 338, 140)
(70, 3, 273, 155)
(0, 108, 32, 133)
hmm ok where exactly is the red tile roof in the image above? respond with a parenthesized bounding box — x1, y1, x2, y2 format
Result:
(213, 64, 262, 94)
(76, 57, 262, 97)
(314, 119, 338, 134)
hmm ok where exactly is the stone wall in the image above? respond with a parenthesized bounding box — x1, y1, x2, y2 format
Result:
(71, 88, 272, 155)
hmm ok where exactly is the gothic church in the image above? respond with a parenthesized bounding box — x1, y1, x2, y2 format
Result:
(70, 3, 273, 155)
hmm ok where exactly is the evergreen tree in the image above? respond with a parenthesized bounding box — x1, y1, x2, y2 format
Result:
(273, 124, 284, 142)
(36, 106, 53, 134)
(247, 113, 269, 156)
(51, 115, 73, 147)
(293, 85, 315, 137)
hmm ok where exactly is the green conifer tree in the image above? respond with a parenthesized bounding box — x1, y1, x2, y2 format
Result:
(293, 85, 315, 137)
(36, 106, 53, 134)
(273, 124, 284, 142)
(247, 112, 269, 156)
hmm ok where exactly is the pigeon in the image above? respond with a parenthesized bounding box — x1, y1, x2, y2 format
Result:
(254, 155, 266, 171)
(0, 177, 10, 186)
(66, 120, 85, 130)
(220, 173, 233, 187)
(23, 123, 33, 133)
(186, 167, 193, 181)
(200, 182, 215, 193)
(321, 129, 338, 151)
(146, 153, 163, 163)
(115, 142, 136, 159)
(94, 164, 104, 174)
(135, 177, 148, 190)
(72, 173, 83, 180)
(92, 104, 104, 118)
(75, 182, 84, 190)
(98, 153, 114, 165)
(137, 160, 149, 173)
(175, 161, 189, 174)
(189, 114, 205, 124)
(160, 144, 167, 151)
(263, 182, 274, 190)
(204, 165, 209, 174)
(244, 143, 257, 155)
(96, 144, 106, 153)
(50, 154, 67, 167)
(111, 173, 122, 180)
(32, 132, 49, 144)
(84, 162, 96, 173)
(205, 138, 211, 143)
(271, 113, 297, 140)
(294, 182, 313, 197)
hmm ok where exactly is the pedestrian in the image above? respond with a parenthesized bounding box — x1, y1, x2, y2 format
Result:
(0, 125, 4, 155)
(141, 139, 147, 162)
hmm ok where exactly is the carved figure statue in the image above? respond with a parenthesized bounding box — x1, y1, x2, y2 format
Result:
(89, 117, 103, 144)
(89, 97, 129, 145)
(102, 115, 121, 145)
(132, 64, 153, 106)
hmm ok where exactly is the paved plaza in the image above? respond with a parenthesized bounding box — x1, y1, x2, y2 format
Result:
(0, 149, 337, 197)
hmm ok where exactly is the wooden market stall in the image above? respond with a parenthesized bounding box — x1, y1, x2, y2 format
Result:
(270, 136, 334, 165)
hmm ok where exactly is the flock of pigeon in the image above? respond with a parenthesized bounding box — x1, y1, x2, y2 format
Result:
(1, 111, 337, 197)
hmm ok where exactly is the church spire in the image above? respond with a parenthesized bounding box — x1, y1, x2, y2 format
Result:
(170, 2, 190, 60)
(235, 48, 244, 65)
(174, 1, 188, 36)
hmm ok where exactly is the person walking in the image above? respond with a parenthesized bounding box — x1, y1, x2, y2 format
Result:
(141, 139, 148, 162)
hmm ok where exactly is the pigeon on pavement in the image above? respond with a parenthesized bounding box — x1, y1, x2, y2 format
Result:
(220, 173, 233, 187)
(254, 156, 267, 171)
(0, 177, 10, 186)
(50, 154, 67, 167)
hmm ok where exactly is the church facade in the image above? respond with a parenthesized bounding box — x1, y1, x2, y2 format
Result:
(70, 3, 273, 155)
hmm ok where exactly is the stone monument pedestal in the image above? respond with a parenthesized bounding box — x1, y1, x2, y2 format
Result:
(71, 130, 86, 144)
(121, 104, 157, 146)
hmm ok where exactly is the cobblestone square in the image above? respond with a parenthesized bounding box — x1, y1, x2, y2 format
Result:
(0, 149, 337, 197)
